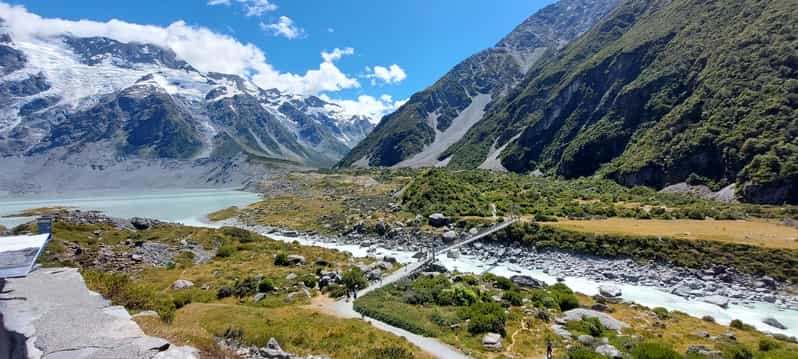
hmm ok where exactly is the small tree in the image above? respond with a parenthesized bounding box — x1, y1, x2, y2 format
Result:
(274, 253, 289, 266)
(343, 267, 368, 292)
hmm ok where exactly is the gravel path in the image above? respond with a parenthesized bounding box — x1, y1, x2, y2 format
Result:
(321, 263, 470, 359)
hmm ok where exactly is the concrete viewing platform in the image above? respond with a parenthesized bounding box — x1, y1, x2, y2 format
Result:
(0, 267, 198, 359)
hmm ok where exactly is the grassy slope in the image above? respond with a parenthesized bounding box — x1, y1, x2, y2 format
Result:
(356, 274, 798, 359)
(445, 0, 797, 204)
(35, 220, 426, 358)
(137, 303, 433, 359)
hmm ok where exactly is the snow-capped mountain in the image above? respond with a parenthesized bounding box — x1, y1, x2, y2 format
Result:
(0, 25, 375, 192)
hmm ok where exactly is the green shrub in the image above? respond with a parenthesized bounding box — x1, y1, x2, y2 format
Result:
(220, 226, 255, 243)
(361, 346, 415, 359)
(216, 245, 235, 258)
(702, 315, 715, 323)
(465, 301, 506, 335)
(653, 307, 670, 320)
(81, 269, 175, 323)
(274, 253, 290, 266)
(233, 277, 259, 297)
(300, 274, 318, 288)
(258, 279, 274, 292)
(343, 267, 368, 291)
(731, 319, 754, 331)
(502, 290, 523, 306)
(324, 284, 348, 299)
(566, 317, 606, 337)
(722, 344, 753, 359)
(494, 276, 514, 290)
(534, 213, 558, 222)
(569, 348, 607, 359)
(217, 286, 233, 299)
(631, 341, 681, 359)
(759, 338, 782, 351)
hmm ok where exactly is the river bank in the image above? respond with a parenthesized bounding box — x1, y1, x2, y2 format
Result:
(226, 220, 798, 338)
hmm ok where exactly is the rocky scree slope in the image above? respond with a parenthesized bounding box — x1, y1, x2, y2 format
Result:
(337, 0, 621, 168)
(0, 23, 374, 192)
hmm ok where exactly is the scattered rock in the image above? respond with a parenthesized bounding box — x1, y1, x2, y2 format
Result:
(577, 335, 594, 345)
(286, 255, 306, 265)
(591, 303, 613, 313)
(598, 285, 622, 298)
(131, 217, 161, 230)
(286, 273, 298, 281)
(763, 317, 788, 330)
(691, 330, 710, 338)
(171, 279, 194, 290)
(595, 344, 622, 358)
(510, 275, 546, 289)
(561, 309, 629, 331)
(687, 345, 724, 358)
(314, 259, 330, 266)
(428, 213, 451, 227)
(442, 230, 458, 242)
(701, 295, 730, 308)
(375, 261, 394, 271)
(132, 310, 160, 319)
(482, 333, 502, 350)
(254, 293, 267, 303)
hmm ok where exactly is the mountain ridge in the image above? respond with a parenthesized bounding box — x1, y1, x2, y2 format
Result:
(340, 0, 798, 205)
(0, 28, 376, 192)
(337, 0, 622, 168)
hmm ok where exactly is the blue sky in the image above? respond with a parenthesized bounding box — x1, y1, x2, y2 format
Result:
(2, 0, 554, 118)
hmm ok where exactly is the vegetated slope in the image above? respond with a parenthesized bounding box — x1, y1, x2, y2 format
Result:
(443, 0, 798, 204)
(337, 0, 621, 168)
(0, 25, 375, 192)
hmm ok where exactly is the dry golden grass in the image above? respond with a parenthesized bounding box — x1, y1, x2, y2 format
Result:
(239, 197, 345, 232)
(137, 303, 434, 359)
(545, 218, 798, 249)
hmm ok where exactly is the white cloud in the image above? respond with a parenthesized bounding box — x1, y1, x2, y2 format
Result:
(322, 94, 407, 124)
(321, 47, 354, 63)
(0, 2, 357, 96)
(327, 28, 335, 33)
(260, 16, 303, 39)
(365, 64, 407, 84)
(207, 0, 277, 17)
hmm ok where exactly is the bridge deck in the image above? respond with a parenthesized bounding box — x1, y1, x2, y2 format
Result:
(360, 218, 518, 296)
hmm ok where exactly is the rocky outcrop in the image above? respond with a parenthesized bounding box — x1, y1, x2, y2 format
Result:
(220, 337, 329, 359)
(428, 213, 451, 228)
(481, 333, 502, 350)
(510, 275, 546, 289)
(560, 309, 629, 331)
(0, 267, 199, 359)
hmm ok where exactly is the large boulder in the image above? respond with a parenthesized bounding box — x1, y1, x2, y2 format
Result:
(511, 275, 546, 289)
(687, 345, 724, 357)
(171, 279, 194, 290)
(482, 333, 502, 350)
(700, 295, 730, 309)
(286, 255, 306, 265)
(595, 344, 622, 358)
(598, 285, 622, 298)
(428, 213, 451, 227)
(763, 317, 788, 330)
(131, 217, 154, 230)
(442, 230, 458, 242)
(562, 309, 629, 331)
